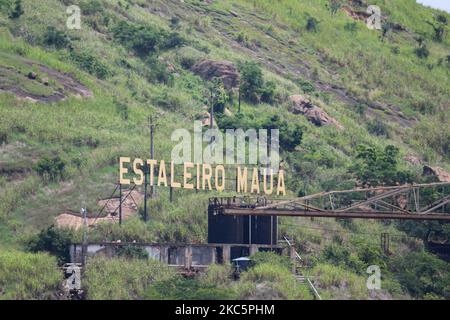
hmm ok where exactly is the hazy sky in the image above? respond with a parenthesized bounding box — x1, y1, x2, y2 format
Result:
(416, 0, 450, 13)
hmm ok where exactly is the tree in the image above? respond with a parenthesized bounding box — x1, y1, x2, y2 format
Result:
(27, 225, 74, 265)
(210, 78, 229, 113)
(352, 144, 413, 186)
(239, 61, 264, 103)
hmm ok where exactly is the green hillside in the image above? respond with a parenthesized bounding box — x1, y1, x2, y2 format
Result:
(0, 0, 449, 300)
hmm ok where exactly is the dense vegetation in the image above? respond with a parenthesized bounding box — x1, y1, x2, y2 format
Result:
(0, 0, 449, 300)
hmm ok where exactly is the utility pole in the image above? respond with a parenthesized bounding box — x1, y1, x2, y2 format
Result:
(148, 116, 156, 198)
(381, 233, 390, 255)
(209, 86, 214, 129)
(81, 206, 87, 266)
(143, 164, 148, 222)
(119, 183, 122, 226)
(238, 86, 241, 114)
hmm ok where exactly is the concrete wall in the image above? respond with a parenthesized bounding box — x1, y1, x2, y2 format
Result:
(70, 243, 284, 269)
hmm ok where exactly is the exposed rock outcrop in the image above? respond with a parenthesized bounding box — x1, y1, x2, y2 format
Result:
(288, 95, 343, 129)
(404, 155, 422, 166)
(423, 165, 450, 182)
(191, 59, 240, 89)
(1, 55, 92, 103)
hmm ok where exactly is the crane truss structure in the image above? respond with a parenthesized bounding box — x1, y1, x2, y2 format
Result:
(209, 182, 450, 221)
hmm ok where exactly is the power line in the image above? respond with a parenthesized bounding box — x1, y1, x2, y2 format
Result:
(280, 220, 416, 240)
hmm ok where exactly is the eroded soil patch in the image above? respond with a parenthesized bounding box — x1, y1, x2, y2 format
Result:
(0, 52, 92, 103)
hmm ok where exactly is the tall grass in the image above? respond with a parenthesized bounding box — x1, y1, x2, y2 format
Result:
(0, 250, 61, 299)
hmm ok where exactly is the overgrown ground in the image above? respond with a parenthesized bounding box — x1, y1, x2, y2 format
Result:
(0, 0, 449, 299)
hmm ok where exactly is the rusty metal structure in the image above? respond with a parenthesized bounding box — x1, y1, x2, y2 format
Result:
(208, 182, 450, 221)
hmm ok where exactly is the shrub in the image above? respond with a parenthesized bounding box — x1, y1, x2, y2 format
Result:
(240, 263, 312, 300)
(0, 0, 24, 19)
(409, 112, 449, 159)
(415, 43, 430, 59)
(216, 114, 303, 152)
(79, 0, 103, 15)
(0, 130, 7, 145)
(170, 16, 180, 29)
(114, 97, 129, 120)
(112, 21, 161, 56)
(250, 251, 292, 270)
(309, 263, 367, 299)
(43, 26, 71, 49)
(160, 31, 185, 50)
(152, 88, 183, 111)
(391, 251, 450, 299)
(201, 264, 233, 287)
(34, 155, 66, 181)
(7, 0, 24, 19)
(115, 244, 149, 260)
(415, 46, 430, 59)
(298, 79, 315, 94)
(260, 80, 277, 104)
(177, 46, 204, 69)
(88, 217, 155, 243)
(146, 56, 173, 85)
(306, 17, 319, 32)
(27, 225, 74, 265)
(327, 0, 342, 16)
(355, 103, 367, 116)
(265, 115, 303, 152)
(426, 14, 448, 42)
(236, 31, 248, 43)
(367, 117, 389, 137)
(145, 276, 235, 300)
(84, 256, 175, 299)
(344, 22, 358, 33)
(70, 50, 111, 79)
(0, 176, 39, 221)
(211, 78, 229, 113)
(322, 243, 365, 273)
(0, 250, 61, 299)
(112, 21, 185, 56)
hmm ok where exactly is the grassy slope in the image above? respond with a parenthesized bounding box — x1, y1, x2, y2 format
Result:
(0, 0, 449, 299)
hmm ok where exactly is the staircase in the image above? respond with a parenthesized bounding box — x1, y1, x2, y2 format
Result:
(283, 236, 322, 300)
